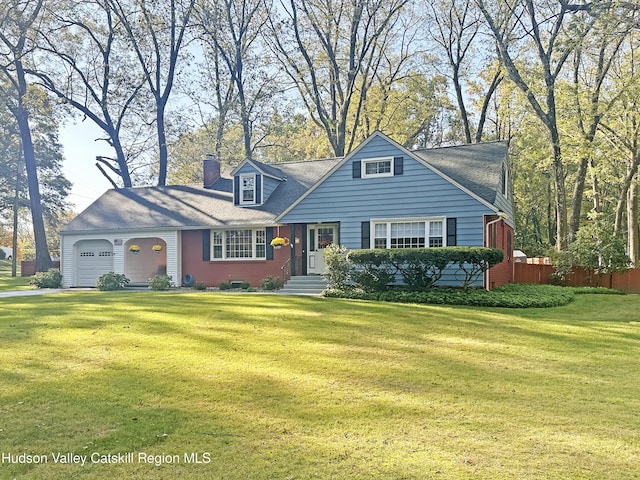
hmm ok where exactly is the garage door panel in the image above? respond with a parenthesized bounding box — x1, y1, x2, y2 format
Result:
(75, 241, 113, 287)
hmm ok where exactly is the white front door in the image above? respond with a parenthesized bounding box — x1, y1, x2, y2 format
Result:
(307, 224, 337, 274)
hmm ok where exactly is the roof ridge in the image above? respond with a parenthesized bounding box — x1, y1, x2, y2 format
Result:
(257, 156, 344, 166)
(412, 139, 508, 154)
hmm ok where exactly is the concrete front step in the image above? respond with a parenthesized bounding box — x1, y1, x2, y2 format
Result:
(279, 275, 328, 296)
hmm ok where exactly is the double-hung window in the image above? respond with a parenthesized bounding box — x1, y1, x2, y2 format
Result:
(240, 174, 256, 204)
(211, 228, 266, 260)
(372, 219, 445, 249)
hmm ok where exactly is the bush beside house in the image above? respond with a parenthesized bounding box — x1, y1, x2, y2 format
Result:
(324, 246, 503, 293)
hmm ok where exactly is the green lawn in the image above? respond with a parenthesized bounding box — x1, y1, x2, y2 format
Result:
(1, 292, 639, 479)
(0, 260, 30, 291)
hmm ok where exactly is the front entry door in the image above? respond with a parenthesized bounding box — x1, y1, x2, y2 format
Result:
(307, 224, 337, 274)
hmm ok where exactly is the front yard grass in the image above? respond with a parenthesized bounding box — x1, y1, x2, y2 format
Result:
(0, 260, 30, 291)
(1, 292, 639, 479)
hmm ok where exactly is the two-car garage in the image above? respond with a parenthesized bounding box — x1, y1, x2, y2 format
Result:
(74, 240, 114, 287)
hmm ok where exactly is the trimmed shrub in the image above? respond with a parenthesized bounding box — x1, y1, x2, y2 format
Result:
(261, 276, 284, 291)
(346, 247, 503, 291)
(347, 250, 396, 293)
(96, 272, 130, 291)
(219, 282, 232, 290)
(448, 247, 503, 289)
(148, 274, 173, 291)
(324, 283, 576, 308)
(389, 248, 451, 290)
(571, 286, 625, 295)
(30, 269, 63, 289)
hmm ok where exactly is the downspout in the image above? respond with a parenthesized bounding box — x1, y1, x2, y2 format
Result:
(485, 212, 508, 291)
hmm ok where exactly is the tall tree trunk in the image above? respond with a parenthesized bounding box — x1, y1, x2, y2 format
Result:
(475, 68, 503, 143)
(551, 137, 568, 250)
(569, 157, 589, 240)
(590, 158, 600, 213)
(614, 156, 640, 236)
(452, 65, 472, 144)
(628, 179, 639, 266)
(157, 102, 168, 186)
(15, 107, 51, 273)
(11, 155, 20, 277)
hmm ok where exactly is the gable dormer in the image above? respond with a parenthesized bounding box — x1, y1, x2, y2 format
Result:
(231, 159, 286, 207)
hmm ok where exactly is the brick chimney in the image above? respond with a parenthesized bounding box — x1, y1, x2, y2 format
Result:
(203, 154, 221, 188)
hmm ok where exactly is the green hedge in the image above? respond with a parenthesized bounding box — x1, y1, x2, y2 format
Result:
(324, 284, 582, 308)
(344, 247, 503, 291)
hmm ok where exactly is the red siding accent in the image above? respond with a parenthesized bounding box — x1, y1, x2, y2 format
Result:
(181, 227, 292, 287)
(484, 217, 514, 289)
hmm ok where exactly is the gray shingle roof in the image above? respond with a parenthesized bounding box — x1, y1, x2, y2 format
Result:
(62, 140, 509, 234)
(62, 158, 341, 234)
(412, 141, 509, 206)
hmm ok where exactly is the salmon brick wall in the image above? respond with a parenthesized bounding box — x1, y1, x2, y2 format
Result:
(181, 228, 292, 287)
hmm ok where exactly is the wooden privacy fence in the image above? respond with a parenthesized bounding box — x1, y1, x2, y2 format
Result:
(20, 261, 61, 277)
(514, 263, 640, 294)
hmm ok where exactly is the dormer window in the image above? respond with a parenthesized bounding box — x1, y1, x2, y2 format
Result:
(241, 174, 256, 204)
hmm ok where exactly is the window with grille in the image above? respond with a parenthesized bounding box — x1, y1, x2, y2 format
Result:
(362, 157, 393, 178)
(372, 219, 445, 249)
(211, 228, 266, 260)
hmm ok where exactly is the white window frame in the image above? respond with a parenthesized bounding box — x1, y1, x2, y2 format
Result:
(210, 228, 266, 260)
(240, 173, 256, 205)
(371, 218, 446, 249)
(362, 157, 394, 178)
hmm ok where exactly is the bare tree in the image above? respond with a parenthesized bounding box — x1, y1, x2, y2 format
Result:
(0, 0, 51, 272)
(31, 0, 149, 188)
(194, 0, 274, 161)
(107, 0, 196, 186)
(266, 0, 410, 157)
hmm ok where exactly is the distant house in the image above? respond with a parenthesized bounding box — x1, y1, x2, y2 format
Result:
(60, 132, 514, 289)
(0, 247, 12, 260)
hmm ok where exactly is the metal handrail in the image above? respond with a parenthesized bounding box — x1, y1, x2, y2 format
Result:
(280, 257, 291, 281)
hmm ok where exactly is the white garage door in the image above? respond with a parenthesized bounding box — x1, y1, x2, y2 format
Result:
(75, 240, 114, 287)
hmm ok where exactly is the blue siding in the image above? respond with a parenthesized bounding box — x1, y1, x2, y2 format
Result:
(262, 176, 280, 202)
(493, 162, 514, 226)
(236, 163, 259, 176)
(280, 136, 495, 249)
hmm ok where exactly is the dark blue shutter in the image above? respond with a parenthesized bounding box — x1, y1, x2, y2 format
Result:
(361, 221, 370, 249)
(266, 227, 274, 260)
(255, 174, 262, 204)
(394, 156, 403, 176)
(446, 218, 457, 246)
(233, 176, 240, 205)
(352, 161, 361, 178)
(202, 230, 211, 261)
